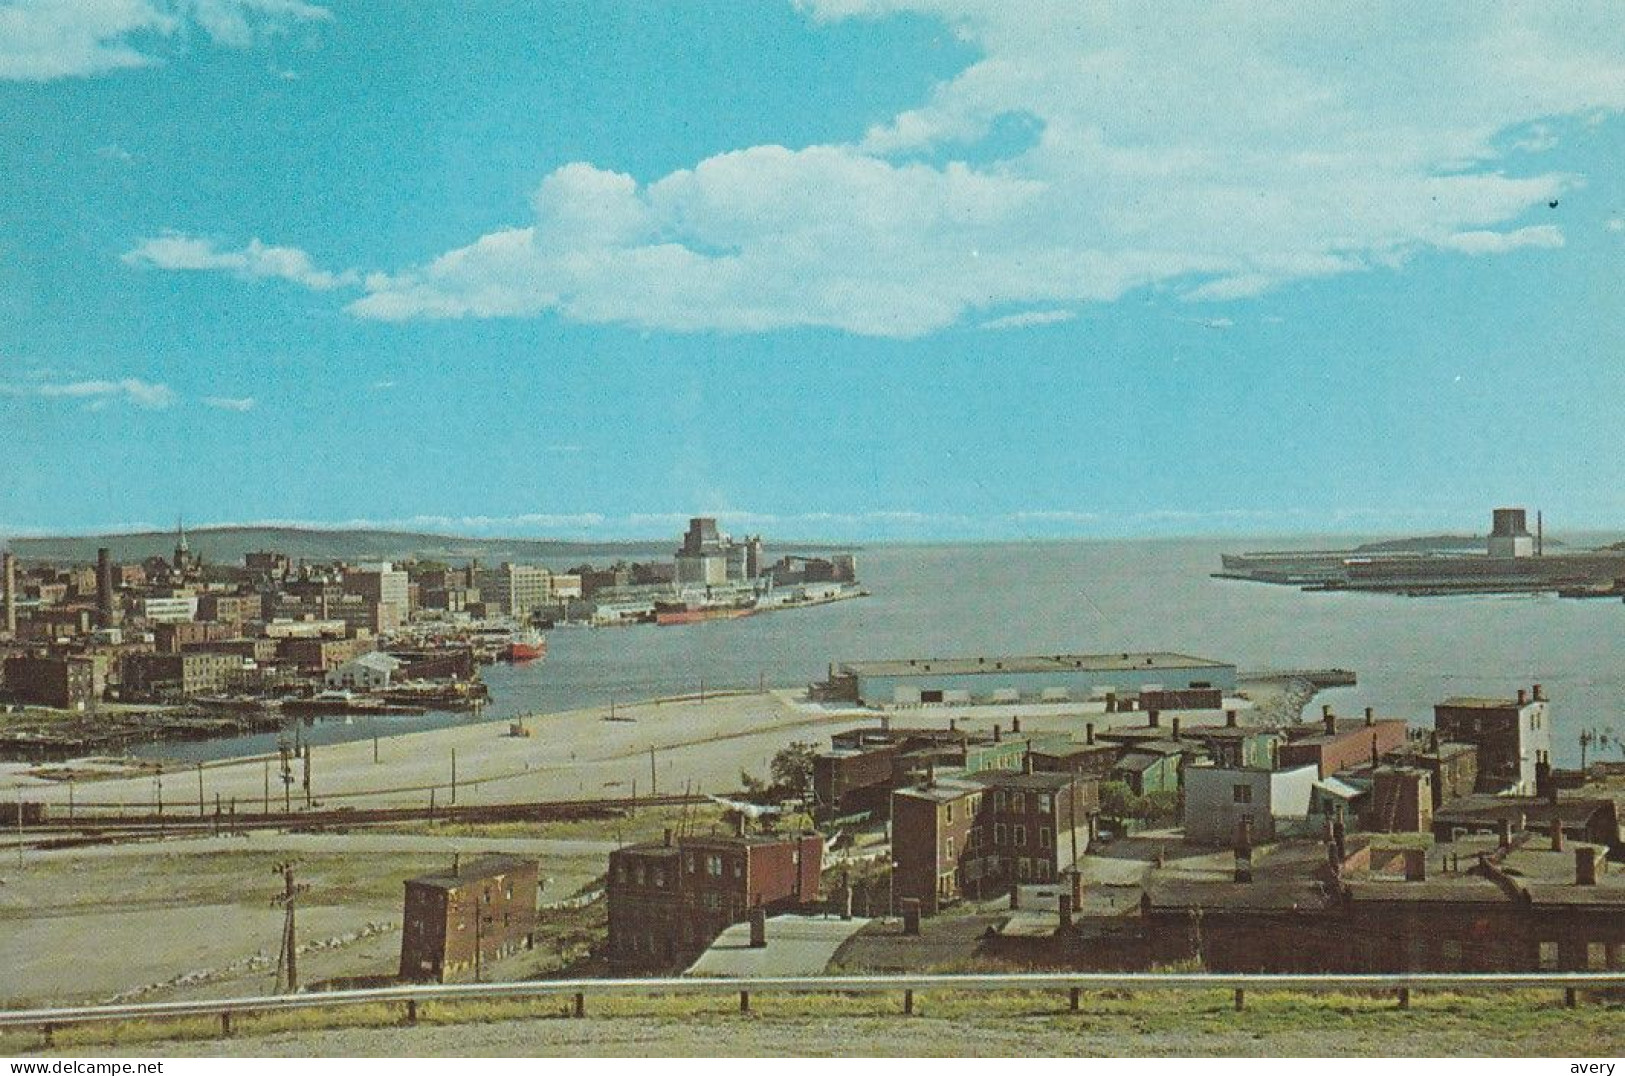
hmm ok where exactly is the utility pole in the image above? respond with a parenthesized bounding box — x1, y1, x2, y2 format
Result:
(373, 735, 379, 764)
(303, 748, 312, 809)
(263, 760, 270, 813)
(197, 762, 205, 817)
(279, 739, 293, 813)
(450, 748, 457, 805)
(14, 790, 22, 870)
(271, 861, 309, 994)
(650, 745, 657, 796)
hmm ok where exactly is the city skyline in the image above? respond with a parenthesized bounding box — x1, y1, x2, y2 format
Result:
(4, 3, 1625, 540)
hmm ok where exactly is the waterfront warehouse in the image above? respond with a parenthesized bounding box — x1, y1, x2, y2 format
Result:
(836, 651, 1235, 708)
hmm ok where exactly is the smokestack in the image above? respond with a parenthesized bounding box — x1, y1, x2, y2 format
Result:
(948, 718, 955, 732)
(1, 551, 15, 637)
(96, 547, 115, 628)
(1533, 683, 1545, 702)
(1517, 688, 1527, 706)
(1364, 706, 1374, 727)
(1323, 708, 1337, 737)
(1550, 818, 1564, 852)
(1225, 708, 1237, 728)
(1576, 847, 1599, 886)
(1148, 709, 1161, 729)
(1171, 716, 1181, 741)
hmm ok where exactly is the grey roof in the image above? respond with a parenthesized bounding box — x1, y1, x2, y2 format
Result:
(840, 652, 1231, 678)
(406, 854, 535, 890)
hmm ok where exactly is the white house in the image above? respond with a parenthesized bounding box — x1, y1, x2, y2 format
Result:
(1182, 763, 1319, 845)
(324, 651, 403, 691)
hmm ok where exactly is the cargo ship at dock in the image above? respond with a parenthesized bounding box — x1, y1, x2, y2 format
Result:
(652, 597, 757, 626)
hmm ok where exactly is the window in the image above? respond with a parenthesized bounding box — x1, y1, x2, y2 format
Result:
(708, 855, 723, 877)
(1040, 826, 1052, 849)
(946, 837, 955, 860)
(1539, 942, 1560, 970)
(733, 861, 744, 879)
(1441, 940, 1462, 966)
(1015, 825, 1027, 847)
(1233, 784, 1253, 804)
(1038, 794, 1052, 812)
(635, 864, 646, 885)
(945, 803, 954, 823)
(1012, 793, 1026, 813)
(654, 869, 666, 888)
(1588, 942, 1608, 970)
(994, 823, 1006, 845)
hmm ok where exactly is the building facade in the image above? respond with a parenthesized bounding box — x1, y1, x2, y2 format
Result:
(840, 652, 1236, 708)
(1433, 687, 1551, 795)
(398, 855, 539, 983)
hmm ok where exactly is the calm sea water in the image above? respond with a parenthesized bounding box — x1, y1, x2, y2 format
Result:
(139, 539, 1625, 766)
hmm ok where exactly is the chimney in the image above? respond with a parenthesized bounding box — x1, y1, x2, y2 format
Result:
(1148, 709, 1161, 729)
(1022, 751, 1034, 775)
(1371, 734, 1379, 769)
(734, 812, 747, 837)
(1057, 892, 1074, 931)
(1323, 708, 1337, 737)
(1535, 759, 1555, 804)
(1517, 688, 1527, 706)
(1011, 716, 1022, 734)
(1533, 683, 1545, 702)
(1225, 708, 1238, 728)
(749, 906, 768, 947)
(1576, 847, 1599, 886)
(1171, 716, 1182, 741)
(1, 551, 15, 636)
(1404, 848, 1427, 882)
(452, 853, 461, 877)
(948, 718, 956, 732)
(900, 898, 921, 936)
(96, 547, 116, 628)
(663, 827, 673, 847)
(1332, 809, 1347, 863)
(926, 759, 936, 786)
(1234, 816, 1254, 883)
(1085, 722, 1095, 745)
(1550, 818, 1564, 852)
(1498, 818, 1513, 850)
(1364, 706, 1374, 727)
(993, 724, 1002, 743)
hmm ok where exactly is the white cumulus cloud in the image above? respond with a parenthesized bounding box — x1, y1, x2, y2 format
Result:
(129, 2, 1625, 336)
(201, 394, 256, 411)
(122, 233, 357, 290)
(0, 0, 329, 81)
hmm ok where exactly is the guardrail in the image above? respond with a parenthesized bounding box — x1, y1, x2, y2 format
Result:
(3, 972, 1624, 1046)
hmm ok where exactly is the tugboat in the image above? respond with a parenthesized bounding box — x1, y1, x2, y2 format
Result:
(504, 628, 548, 662)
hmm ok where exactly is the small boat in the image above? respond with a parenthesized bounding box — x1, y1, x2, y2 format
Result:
(505, 629, 548, 662)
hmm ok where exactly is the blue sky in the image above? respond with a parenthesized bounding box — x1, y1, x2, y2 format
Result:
(3, 1, 1624, 541)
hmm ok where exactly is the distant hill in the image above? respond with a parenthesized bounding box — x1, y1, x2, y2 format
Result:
(6, 526, 853, 567)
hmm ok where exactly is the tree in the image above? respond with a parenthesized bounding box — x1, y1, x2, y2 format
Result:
(770, 741, 818, 804)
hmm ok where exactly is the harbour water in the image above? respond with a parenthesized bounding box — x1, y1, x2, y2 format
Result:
(137, 538, 1625, 766)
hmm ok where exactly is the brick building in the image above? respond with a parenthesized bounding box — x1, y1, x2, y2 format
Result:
(152, 620, 232, 654)
(1278, 707, 1409, 779)
(277, 635, 375, 672)
(120, 652, 242, 700)
(398, 855, 539, 983)
(1433, 686, 1551, 794)
(606, 829, 823, 971)
(892, 765, 1098, 914)
(2, 654, 97, 710)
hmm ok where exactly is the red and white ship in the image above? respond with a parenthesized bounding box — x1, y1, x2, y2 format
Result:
(504, 628, 548, 662)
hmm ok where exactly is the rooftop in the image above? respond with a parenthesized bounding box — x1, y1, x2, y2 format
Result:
(1437, 696, 1537, 710)
(406, 854, 535, 891)
(840, 651, 1231, 678)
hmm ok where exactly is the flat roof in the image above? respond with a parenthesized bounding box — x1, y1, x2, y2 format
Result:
(1437, 697, 1532, 710)
(840, 652, 1231, 678)
(406, 854, 535, 890)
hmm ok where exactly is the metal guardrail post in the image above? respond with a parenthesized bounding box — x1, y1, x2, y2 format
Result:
(1234, 988, 1245, 1011)
(405, 1000, 417, 1026)
(1069, 987, 1080, 1012)
(903, 989, 914, 1016)
(738, 990, 749, 1014)
(573, 993, 585, 1019)
(40, 1022, 53, 1048)
(1397, 988, 1410, 1010)
(220, 1011, 232, 1037)
(1565, 988, 1577, 1009)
